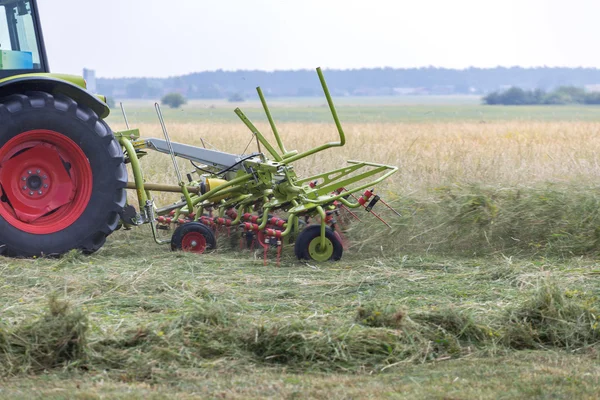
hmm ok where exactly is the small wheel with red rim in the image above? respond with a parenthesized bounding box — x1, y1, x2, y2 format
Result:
(0, 91, 126, 257)
(171, 222, 217, 254)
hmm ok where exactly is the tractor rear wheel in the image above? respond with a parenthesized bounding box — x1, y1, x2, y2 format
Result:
(0, 92, 127, 257)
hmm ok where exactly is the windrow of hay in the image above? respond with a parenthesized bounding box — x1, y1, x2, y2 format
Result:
(346, 183, 600, 258)
(1, 280, 597, 377)
(505, 281, 600, 350)
(0, 295, 87, 375)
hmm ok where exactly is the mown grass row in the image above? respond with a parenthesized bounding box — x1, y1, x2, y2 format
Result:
(350, 183, 600, 258)
(1, 277, 597, 379)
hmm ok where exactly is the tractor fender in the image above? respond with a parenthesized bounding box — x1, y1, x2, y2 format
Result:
(0, 76, 110, 119)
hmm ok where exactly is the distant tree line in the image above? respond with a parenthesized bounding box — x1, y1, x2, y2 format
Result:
(96, 67, 600, 100)
(483, 86, 600, 105)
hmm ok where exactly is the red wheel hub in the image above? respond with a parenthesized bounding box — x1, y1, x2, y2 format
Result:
(181, 232, 207, 254)
(0, 130, 93, 234)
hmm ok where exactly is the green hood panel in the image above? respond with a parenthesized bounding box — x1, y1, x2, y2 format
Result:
(0, 73, 86, 88)
(0, 74, 110, 119)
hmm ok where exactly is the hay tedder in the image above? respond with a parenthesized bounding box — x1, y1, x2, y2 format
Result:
(0, 0, 398, 262)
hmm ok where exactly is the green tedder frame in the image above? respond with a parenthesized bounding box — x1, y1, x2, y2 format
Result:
(116, 68, 397, 263)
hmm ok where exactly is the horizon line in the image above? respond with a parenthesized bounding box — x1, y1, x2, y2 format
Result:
(96, 65, 600, 80)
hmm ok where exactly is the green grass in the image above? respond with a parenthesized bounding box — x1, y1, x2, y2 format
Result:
(0, 353, 598, 399)
(1, 184, 600, 398)
(106, 97, 600, 126)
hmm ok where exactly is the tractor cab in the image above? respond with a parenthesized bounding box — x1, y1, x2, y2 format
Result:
(0, 0, 48, 78)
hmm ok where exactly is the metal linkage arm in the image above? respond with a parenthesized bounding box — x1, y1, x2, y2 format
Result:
(144, 138, 247, 171)
(278, 67, 346, 164)
(234, 67, 347, 166)
(234, 109, 284, 162)
(257, 86, 287, 156)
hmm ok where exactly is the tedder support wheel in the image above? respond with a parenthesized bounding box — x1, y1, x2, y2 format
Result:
(294, 225, 343, 262)
(171, 222, 217, 254)
(0, 92, 127, 257)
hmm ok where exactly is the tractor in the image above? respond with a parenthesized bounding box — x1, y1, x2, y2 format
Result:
(0, 0, 398, 262)
(0, 0, 126, 257)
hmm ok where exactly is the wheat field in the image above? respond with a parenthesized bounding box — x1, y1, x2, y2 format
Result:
(120, 121, 600, 192)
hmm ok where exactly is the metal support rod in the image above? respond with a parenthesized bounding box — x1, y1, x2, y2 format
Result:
(316, 206, 327, 248)
(155, 103, 183, 184)
(120, 102, 130, 130)
(155, 103, 194, 212)
(145, 200, 171, 245)
(257, 86, 287, 155)
(126, 181, 201, 194)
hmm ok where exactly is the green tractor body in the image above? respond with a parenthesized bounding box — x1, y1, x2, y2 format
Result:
(0, 0, 109, 117)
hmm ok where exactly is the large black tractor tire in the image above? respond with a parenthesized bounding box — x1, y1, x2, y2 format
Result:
(0, 91, 127, 257)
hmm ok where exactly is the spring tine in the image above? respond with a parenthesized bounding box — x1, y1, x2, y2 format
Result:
(370, 209, 392, 229)
(263, 245, 268, 266)
(276, 243, 282, 267)
(335, 230, 349, 250)
(341, 187, 397, 223)
(379, 198, 402, 217)
(340, 204, 362, 222)
(348, 191, 360, 201)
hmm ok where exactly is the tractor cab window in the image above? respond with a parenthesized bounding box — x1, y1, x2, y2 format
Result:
(0, 0, 42, 71)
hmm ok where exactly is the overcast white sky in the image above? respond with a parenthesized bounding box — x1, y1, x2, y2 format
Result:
(38, 0, 599, 78)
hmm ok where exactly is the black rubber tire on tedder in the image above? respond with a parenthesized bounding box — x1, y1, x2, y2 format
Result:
(171, 222, 217, 254)
(294, 224, 343, 262)
(0, 91, 127, 257)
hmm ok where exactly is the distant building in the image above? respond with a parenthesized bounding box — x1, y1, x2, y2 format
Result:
(83, 68, 97, 93)
(585, 84, 600, 93)
(393, 87, 429, 95)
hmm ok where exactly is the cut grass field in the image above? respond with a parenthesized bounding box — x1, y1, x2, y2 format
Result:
(2, 108, 600, 398)
(1, 243, 599, 398)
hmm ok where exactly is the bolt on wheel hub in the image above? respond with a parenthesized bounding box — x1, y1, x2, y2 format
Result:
(21, 167, 50, 196)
